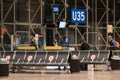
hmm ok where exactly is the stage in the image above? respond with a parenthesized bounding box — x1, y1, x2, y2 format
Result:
(0, 71, 120, 80)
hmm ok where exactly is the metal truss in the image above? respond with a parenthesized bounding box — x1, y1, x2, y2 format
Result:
(95, 0, 120, 50)
(0, 0, 120, 51)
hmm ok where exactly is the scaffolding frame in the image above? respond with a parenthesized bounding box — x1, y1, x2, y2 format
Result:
(0, 0, 120, 51)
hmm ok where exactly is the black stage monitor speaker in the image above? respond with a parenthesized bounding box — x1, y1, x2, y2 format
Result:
(70, 58, 80, 73)
(0, 64, 9, 76)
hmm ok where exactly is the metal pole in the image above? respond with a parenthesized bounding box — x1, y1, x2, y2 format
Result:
(0, 0, 2, 45)
(14, 0, 16, 35)
(28, 0, 31, 39)
(65, 0, 68, 47)
(95, 0, 98, 49)
(86, 0, 89, 43)
(11, 35, 14, 51)
(12, 0, 16, 51)
(1, 0, 3, 47)
(91, 0, 95, 47)
(40, 0, 43, 33)
(65, 0, 67, 20)
(75, 0, 78, 49)
(106, 0, 109, 42)
(113, 0, 116, 39)
(53, 0, 55, 39)
(53, 0, 55, 22)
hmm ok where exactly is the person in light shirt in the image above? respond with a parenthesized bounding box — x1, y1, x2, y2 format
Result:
(30, 34, 37, 50)
(53, 39, 58, 46)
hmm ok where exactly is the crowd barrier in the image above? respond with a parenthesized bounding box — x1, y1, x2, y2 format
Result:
(0, 50, 110, 72)
(70, 50, 110, 64)
(1, 51, 69, 66)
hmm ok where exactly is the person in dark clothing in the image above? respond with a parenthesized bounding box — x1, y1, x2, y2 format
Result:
(108, 35, 116, 50)
(80, 37, 90, 70)
(107, 35, 116, 61)
(80, 38, 90, 50)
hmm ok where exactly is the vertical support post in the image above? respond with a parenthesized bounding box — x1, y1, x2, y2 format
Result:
(106, 0, 109, 43)
(28, 0, 31, 40)
(13, 0, 16, 35)
(64, 0, 67, 20)
(1, 0, 3, 47)
(75, 0, 77, 49)
(11, 35, 14, 51)
(53, 0, 55, 23)
(53, 0, 55, 39)
(86, 0, 89, 43)
(12, 0, 16, 51)
(40, 0, 44, 33)
(113, 0, 116, 39)
(28, 0, 30, 23)
(65, 0, 68, 47)
(95, 0, 97, 31)
(106, 0, 109, 27)
(0, 0, 1, 46)
(92, 0, 95, 48)
(95, 0, 98, 49)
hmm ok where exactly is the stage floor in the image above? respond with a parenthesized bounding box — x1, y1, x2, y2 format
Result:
(0, 70, 120, 80)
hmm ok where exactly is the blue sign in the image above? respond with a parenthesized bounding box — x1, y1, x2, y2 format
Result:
(71, 8, 86, 24)
(53, 5, 59, 13)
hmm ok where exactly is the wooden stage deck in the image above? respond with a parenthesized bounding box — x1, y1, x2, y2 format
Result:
(0, 70, 120, 80)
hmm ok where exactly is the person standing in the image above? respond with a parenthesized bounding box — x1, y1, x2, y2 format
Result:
(107, 35, 116, 61)
(30, 34, 37, 50)
(80, 37, 90, 70)
(80, 37, 90, 50)
(38, 34, 43, 50)
(53, 39, 58, 46)
(107, 35, 116, 50)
